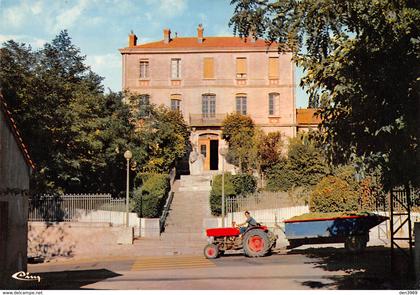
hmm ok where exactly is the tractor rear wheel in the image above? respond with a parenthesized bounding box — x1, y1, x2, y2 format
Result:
(204, 244, 219, 259)
(243, 229, 270, 257)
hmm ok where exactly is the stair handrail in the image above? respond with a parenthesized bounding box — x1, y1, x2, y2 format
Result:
(159, 167, 177, 233)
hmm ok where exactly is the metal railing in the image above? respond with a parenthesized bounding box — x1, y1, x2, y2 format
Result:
(159, 167, 177, 233)
(226, 191, 309, 227)
(373, 187, 419, 212)
(28, 194, 125, 223)
(189, 113, 227, 126)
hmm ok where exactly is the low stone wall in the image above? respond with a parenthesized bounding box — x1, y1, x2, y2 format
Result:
(28, 217, 161, 260)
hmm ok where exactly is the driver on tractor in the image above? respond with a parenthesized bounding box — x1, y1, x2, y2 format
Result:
(234, 211, 258, 234)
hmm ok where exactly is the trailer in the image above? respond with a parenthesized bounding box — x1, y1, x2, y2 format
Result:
(204, 213, 388, 258)
(284, 213, 389, 252)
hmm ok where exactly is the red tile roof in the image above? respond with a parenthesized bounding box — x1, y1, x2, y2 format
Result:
(296, 108, 322, 125)
(122, 36, 280, 50)
(0, 92, 35, 169)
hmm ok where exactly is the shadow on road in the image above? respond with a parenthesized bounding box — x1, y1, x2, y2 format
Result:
(288, 246, 415, 290)
(12, 268, 121, 290)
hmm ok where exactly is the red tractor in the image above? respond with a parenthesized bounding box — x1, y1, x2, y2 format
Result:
(204, 226, 277, 259)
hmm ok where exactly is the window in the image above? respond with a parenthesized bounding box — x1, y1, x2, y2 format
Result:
(171, 58, 181, 79)
(202, 94, 216, 118)
(203, 57, 214, 79)
(236, 57, 247, 78)
(170, 94, 181, 111)
(268, 93, 280, 116)
(200, 145, 207, 157)
(236, 94, 247, 115)
(139, 94, 150, 106)
(139, 94, 150, 117)
(268, 57, 279, 78)
(171, 99, 180, 111)
(139, 60, 149, 79)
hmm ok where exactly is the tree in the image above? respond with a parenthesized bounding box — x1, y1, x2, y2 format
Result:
(230, 0, 420, 190)
(126, 95, 190, 173)
(222, 113, 256, 172)
(257, 131, 283, 173)
(0, 32, 135, 195)
(266, 132, 330, 191)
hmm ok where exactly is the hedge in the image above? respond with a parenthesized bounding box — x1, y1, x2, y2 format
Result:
(210, 173, 257, 216)
(309, 175, 359, 213)
(133, 173, 170, 218)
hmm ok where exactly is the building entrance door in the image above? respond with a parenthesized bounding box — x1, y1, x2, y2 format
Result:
(210, 140, 219, 170)
(198, 134, 219, 171)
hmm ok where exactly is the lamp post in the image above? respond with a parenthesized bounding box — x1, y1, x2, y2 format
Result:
(219, 147, 228, 227)
(124, 150, 132, 227)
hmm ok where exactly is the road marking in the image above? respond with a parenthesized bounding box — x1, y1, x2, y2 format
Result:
(29, 256, 135, 267)
(131, 256, 215, 271)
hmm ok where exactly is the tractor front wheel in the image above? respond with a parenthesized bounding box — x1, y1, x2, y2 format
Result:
(243, 229, 270, 257)
(204, 243, 219, 259)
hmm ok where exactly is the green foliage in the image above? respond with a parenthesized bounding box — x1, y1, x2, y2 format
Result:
(266, 133, 330, 191)
(0, 31, 136, 195)
(128, 100, 190, 174)
(310, 176, 359, 213)
(230, 0, 420, 190)
(231, 174, 257, 196)
(257, 131, 283, 173)
(222, 113, 256, 172)
(133, 174, 170, 218)
(210, 173, 257, 216)
(0, 32, 189, 196)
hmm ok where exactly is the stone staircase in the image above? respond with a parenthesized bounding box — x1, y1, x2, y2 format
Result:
(133, 174, 213, 255)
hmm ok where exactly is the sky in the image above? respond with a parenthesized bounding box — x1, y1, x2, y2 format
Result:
(0, 0, 308, 108)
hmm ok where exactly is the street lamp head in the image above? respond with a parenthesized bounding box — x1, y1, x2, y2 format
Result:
(124, 150, 133, 160)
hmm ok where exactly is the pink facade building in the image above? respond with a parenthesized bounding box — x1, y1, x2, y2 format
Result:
(119, 25, 296, 172)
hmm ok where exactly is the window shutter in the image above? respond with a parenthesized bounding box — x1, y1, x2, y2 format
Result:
(203, 58, 214, 79)
(236, 58, 247, 75)
(268, 57, 279, 78)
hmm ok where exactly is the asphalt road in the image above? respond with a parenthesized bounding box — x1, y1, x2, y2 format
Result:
(24, 246, 416, 290)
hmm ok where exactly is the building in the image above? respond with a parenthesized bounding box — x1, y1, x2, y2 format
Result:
(120, 25, 296, 172)
(0, 92, 34, 287)
(296, 108, 321, 133)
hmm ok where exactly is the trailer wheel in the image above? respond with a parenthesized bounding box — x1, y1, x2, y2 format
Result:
(345, 235, 367, 253)
(243, 229, 270, 257)
(204, 244, 219, 259)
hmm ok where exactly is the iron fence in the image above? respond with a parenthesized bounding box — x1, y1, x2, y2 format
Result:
(226, 191, 309, 227)
(373, 188, 420, 212)
(28, 194, 125, 223)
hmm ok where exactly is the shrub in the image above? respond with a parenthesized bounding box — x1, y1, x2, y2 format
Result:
(222, 113, 256, 172)
(133, 173, 170, 218)
(232, 173, 257, 196)
(210, 173, 257, 216)
(265, 134, 329, 191)
(309, 175, 359, 213)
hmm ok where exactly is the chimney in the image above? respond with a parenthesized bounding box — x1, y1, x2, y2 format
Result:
(197, 24, 204, 43)
(249, 28, 257, 43)
(163, 28, 171, 44)
(128, 30, 137, 47)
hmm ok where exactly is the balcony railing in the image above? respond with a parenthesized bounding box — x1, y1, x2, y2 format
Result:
(189, 113, 227, 127)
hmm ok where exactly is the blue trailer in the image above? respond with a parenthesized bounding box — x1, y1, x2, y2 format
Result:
(284, 213, 389, 252)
